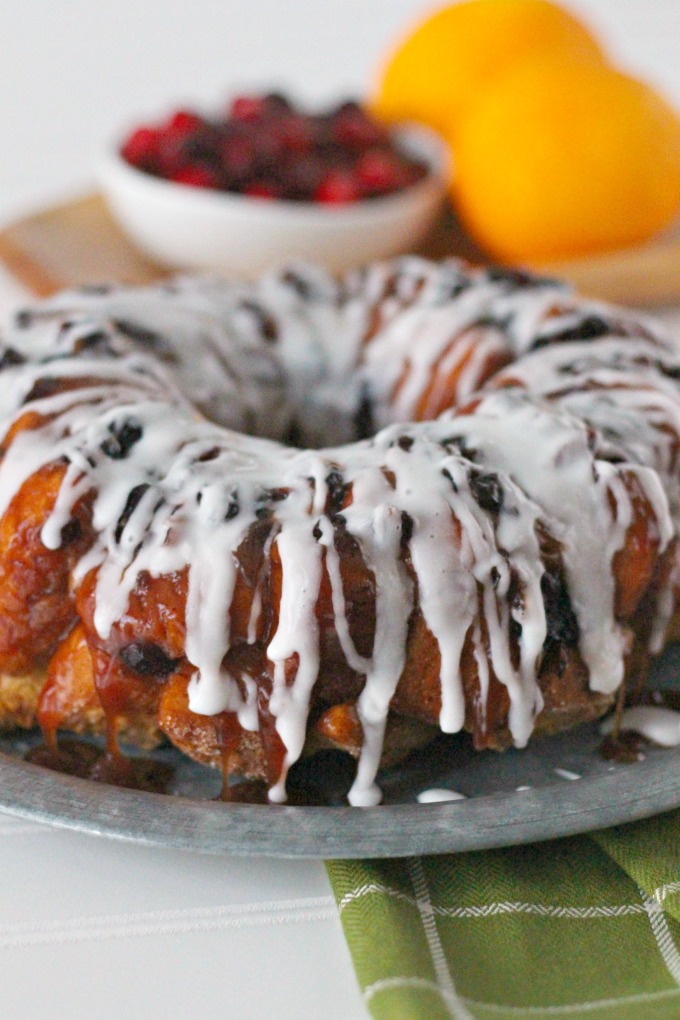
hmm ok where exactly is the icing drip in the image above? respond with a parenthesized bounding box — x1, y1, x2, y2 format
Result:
(0, 257, 678, 806)
(438, 392, 671, 695)
(345, 502, 413, 807)
(266, 517, 325, 803)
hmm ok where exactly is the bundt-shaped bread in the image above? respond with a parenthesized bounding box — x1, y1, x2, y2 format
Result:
(0, 258, 677, 805)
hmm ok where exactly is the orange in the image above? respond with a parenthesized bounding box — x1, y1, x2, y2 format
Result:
(451, 59, 680, 262)
(371, 0, 605, 137)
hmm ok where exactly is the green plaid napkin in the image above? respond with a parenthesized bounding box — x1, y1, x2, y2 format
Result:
(326, 810, 680, 1019)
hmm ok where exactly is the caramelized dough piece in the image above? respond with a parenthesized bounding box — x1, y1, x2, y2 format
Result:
(0, 463, 93, 673)
(311, 702, 438, 765)
(157, 673, 437, 781)
(0, 670, 46, 730)
(39, 625, 162, 751)
(158, 672, 265, 776)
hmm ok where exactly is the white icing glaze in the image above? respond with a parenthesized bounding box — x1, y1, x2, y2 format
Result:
(0, 257, 678, 806)
(438, 391, 669, 696)
(601, 706, 680, 747)
(417, 788, 466, 803)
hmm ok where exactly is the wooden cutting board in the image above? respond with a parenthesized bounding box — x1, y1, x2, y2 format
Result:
(1, 191, 680, 307)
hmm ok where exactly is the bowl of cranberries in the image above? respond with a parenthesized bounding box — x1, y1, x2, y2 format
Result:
(99, 93, 449, 276)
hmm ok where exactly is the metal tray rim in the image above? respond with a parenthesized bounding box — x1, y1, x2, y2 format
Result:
(0, 744, 678, 858)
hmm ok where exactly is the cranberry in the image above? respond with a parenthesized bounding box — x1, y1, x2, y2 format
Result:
(283, 156, 326, 200)
(356, 150, 403, 193)
(399, 161, 428, 187)
(166, 110, 204, 136)
(156, 133, 192, 177)
(250, 124, 285, 164)
(119, 92, 429, 203)
(332, 102, 388, 148)
(171, 164, 220, 188)
(274, 113, 316, 153)
(230, 95, 268, 122)
(121, 126, 161, 169)
(181, 126, 222, 163)
(262, 92, 293, 114)
(243, 181, 280, 199)
(315, 170, 360, 204)
(219, 133, 258, 179)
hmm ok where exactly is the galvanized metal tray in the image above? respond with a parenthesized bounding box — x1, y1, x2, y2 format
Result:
(0, 647, 678, 859)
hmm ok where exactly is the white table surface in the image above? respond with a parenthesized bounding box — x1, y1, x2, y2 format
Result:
(1, 2, 680, 1018)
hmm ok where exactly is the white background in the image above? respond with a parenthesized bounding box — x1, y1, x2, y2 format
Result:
(1, 0, 680, 221)
(0, 3, 680, 1019)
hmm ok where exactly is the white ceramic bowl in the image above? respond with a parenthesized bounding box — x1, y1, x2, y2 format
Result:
(97, 125, 450, 278)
